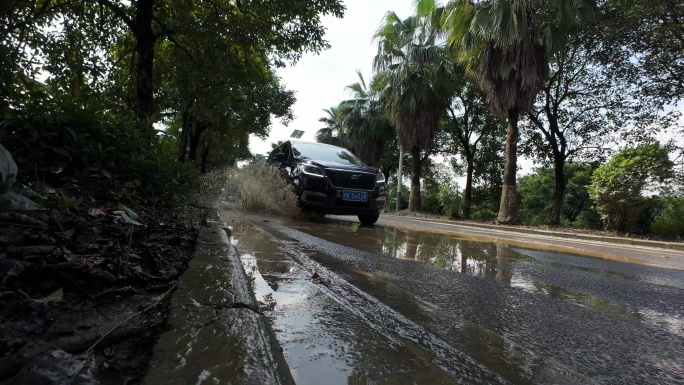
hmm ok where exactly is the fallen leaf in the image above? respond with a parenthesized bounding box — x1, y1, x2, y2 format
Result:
(18, 288, 63, 303)
(121, 212, 142, 226)
(118, 203, 140, 220)
(63, 228, 75, 239)
(88, 207, 107, 217)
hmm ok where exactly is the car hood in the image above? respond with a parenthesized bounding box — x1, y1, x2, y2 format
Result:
(302, 159, 377, 174)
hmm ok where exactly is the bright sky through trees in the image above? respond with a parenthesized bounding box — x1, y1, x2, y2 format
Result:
(249, 0, 415, 156)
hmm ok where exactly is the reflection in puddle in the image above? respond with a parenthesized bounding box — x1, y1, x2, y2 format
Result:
(289, 219, 684, 335)
(235, 222, 461, 385)
(291, 220, 524, 285)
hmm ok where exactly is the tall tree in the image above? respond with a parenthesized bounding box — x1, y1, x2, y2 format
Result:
(590, 143, 674, 232)
(443, 82, 504, 218)
(519, 33, 670, 225)
(443, 0, 595, 223)
(337, 71, 395, 167)
(374, 5, 452, 211)
(51, 0, 345, 140)
(601, 0, 684, 102)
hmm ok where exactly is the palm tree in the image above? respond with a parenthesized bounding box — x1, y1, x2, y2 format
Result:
(443, 0, 595, 223)
(337, 71, 395, 167)
(316, 106, 345, 147)
(374, 6, 452, 212)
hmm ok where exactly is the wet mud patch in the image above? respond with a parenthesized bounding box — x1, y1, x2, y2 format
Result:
(0, 202, 201, 384)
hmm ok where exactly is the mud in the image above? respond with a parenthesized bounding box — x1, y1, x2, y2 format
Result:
(0, 202, 200, 384)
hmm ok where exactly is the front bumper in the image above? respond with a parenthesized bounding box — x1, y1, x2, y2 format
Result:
(296, 174, 386, 215)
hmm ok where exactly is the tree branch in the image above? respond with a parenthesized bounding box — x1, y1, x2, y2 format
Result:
(95, 0, 135, 32)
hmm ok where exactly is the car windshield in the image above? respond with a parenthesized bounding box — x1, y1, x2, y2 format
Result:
(292, 142, 365, 166)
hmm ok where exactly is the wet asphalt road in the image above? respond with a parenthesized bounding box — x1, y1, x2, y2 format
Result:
(223, 209, 684, 385)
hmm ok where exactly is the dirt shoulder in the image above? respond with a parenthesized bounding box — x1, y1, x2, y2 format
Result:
(0, 202, 202, 384)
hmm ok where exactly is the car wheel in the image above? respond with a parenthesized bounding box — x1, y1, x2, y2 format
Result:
(358, 213, 379, 226)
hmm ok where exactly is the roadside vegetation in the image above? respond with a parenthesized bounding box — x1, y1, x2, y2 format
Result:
(0, 1, 344, 383)
(317, 0, 684, 238)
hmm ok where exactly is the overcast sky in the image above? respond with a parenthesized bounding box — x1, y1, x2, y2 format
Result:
(248, 0, 416, 156)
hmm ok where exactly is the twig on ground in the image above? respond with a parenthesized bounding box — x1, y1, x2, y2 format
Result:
(66, 282, 178, 385)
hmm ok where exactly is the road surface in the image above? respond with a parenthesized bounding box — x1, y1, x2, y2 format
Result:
(221, 209, 684, 385)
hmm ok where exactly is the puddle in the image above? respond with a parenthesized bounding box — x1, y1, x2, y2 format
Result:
(283, 218, 684, 335)
(232, 221, 469, 385)
(289, 220, 526, 284)
(215, 211, 684, 385)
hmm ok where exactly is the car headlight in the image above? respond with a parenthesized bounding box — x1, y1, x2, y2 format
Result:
(376, 172, 385, 183)
(299, 164, 324, 177)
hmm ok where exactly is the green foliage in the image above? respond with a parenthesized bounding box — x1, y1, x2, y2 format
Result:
(517, 164, 601, 227)
(385, 180, 409, 213)
(471, 204, 497, 222)
(589, 143, 674, 232)
(0, 95, 198, 203)
(650, 196, 684, 238)
(421, 194, 443, 215)
(421, 163, 461, 216)
(334, 71, 396, 167)
(601, 0, 684, 102)
(517, 168, 555, 225)
(437, 182, 461, 218)
(570, 209, 604, 230)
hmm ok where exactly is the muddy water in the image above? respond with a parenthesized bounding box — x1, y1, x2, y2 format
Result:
(225, 212, 684, 384)
(231, 220, 481, 384)
(283, 218, 684, 330)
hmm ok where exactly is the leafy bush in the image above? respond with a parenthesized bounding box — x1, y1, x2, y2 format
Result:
(589, 143, 674, 232)
(567, 207, 604, 230)
(421, 193, 443, 215)
(517, 169, 554, 224)
(223, 164, 299, 216)
(437, 182, 461, 218)
(385, 182, 408, 212)
(0, 95, 198, 203)
(471, 204, 497, 221)
(650, 196, 684, 238)
(530, 213, 550, 226)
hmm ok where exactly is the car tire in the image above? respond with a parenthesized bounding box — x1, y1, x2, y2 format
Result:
(358, 213, 379, 226)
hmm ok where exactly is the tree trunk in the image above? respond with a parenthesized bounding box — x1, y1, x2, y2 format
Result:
(463, 155, 474, 219)
(405, 231, 419, 259)
(134, 0, 155, 140)
(178, 111, 190, 162)
(188, 122, 207, 161)
(497, 110, 520, 224)
(495, 243, 512, 285)
(551, 156, 565, 226)
(409, 146, 422, 212)
(200, 139, 209, 173)
(188, 125, 201, 161)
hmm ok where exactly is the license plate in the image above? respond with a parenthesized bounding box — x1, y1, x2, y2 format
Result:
(343, 191, 368, 202)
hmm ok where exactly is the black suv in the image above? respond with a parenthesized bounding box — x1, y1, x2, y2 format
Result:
(267, 140, 387, 225)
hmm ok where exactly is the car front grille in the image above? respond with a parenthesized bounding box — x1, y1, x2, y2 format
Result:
(324, 169, 376, 190)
